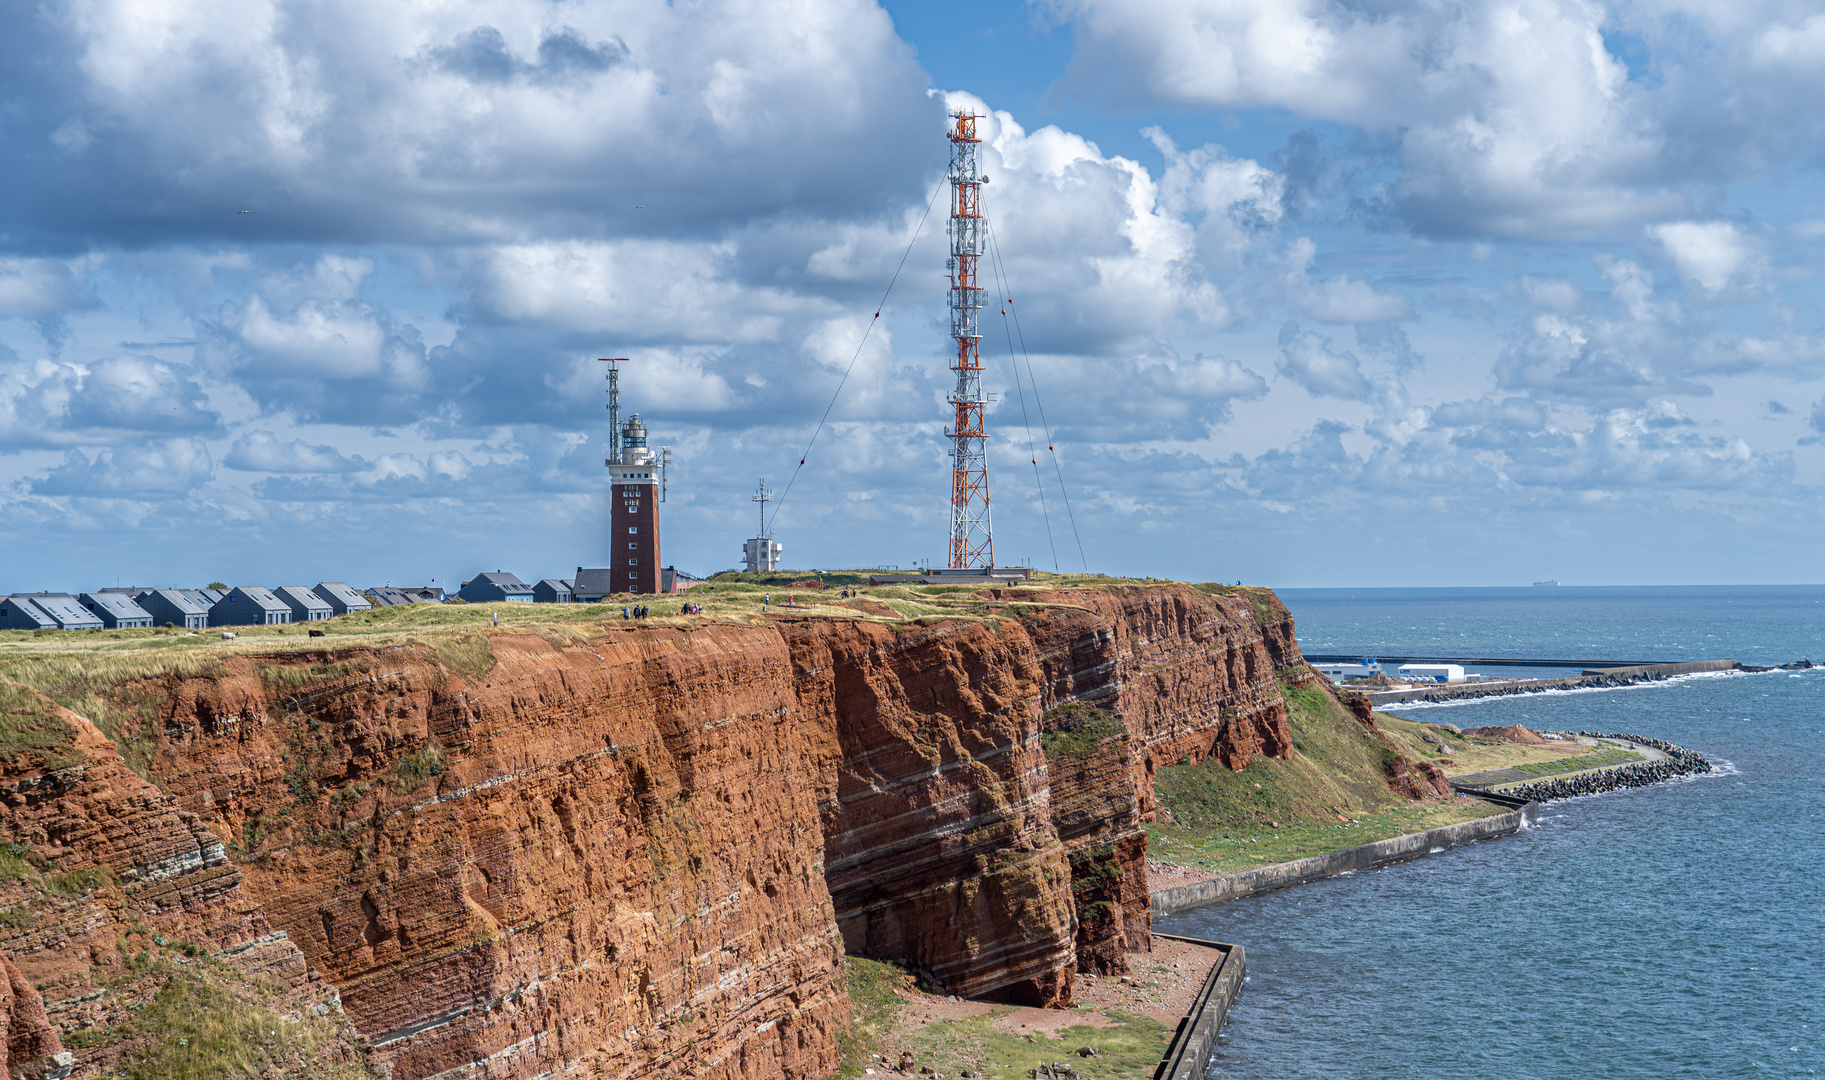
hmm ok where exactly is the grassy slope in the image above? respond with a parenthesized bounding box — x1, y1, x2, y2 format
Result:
(1148, 679, 1506, 875)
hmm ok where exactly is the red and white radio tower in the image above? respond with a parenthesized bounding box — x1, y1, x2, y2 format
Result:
(945, 111, 993, 568)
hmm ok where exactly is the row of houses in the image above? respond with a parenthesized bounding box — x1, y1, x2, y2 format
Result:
(3, 566, 715, 633)
(455, 567, 706, 604)
(0, 583, 372, 631)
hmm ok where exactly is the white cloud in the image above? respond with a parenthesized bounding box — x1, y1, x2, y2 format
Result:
(0, 258, 95, 319)
(1276, 322, 1371, 399)
(225, 432, 362, 473)
(1281, 238, 1411, 323)
(1648, 221, 1759, 294)
(0, 356, 220, 447)
(30, 438, 215, 497)
(1042, 0, 1707, 236)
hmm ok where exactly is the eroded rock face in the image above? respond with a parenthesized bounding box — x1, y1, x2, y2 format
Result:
(0, 697, 356, 1078)
(148, 625, 847, 1080)
(1008, 584, 1305, 976)
(783, 618, 1076, 1007)
(1, 954, 70, 1080)
(4, 584, 1355, 1080)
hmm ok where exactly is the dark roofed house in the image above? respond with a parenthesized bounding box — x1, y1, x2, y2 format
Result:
(176, 589, 218, 612)
(312, 582, 371, 616)
(0, 596, 57, 630)
(7, 593, 104, 631)
(136, 589, 209, 629)
(366, 586, 444, 607)
(532, 578, 573, 604)
(80, 592, 153, 629)
(458, 572, 533, 604)
(211, 586, 291, 626)
(274, 586, 333, 622)
(571, 568, 614, 603)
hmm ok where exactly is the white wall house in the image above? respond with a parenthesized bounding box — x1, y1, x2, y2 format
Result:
(1398, 663, 1466, 683)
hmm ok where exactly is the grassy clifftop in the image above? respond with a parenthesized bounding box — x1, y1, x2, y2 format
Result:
(1147, 677, 1507, 875)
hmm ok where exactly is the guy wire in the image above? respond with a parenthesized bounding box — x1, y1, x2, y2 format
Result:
(769, 179, 944, 533)
(984, 214, 1060, 571)
(986, 219, 1089, 574)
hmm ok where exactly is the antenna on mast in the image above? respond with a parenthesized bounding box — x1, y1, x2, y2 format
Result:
(599, 358, 630, 465)
(753, 479, 773, 538)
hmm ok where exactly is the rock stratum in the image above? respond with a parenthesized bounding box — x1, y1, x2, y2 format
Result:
(0, 582, 1426, 1079)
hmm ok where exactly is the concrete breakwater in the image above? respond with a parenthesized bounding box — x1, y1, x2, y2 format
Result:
(1150, 803, 1537, 916)
(1365, 659, 1739, 706)
(1151, 935, 1245, 1080)
(1468, 731, 1712, 802)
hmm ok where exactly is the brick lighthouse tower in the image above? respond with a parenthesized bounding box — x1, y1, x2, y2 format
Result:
(601, 359, 666, 595)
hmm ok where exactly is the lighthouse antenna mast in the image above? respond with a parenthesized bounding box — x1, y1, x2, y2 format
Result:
(945, 111, 994, 568)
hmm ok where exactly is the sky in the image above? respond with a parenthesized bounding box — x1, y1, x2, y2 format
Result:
(4, 0, 1825, 589)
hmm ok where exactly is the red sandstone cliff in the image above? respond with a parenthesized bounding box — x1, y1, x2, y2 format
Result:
(0, 583, 1408, 1080)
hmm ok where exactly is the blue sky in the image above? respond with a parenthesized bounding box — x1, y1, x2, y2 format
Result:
(4, 0, 1825, 589)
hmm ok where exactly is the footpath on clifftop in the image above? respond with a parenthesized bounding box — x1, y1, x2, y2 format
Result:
(0, 574, 1509, 1080)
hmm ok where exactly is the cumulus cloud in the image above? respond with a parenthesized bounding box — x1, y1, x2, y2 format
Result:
(225, 432, 363, 473)
(30, 439, 215, 497)
(1038, 0, 1825, 237)
(0, 258, 95, 319)
(1281, 238, 1410, 322)
(1276, 322, 1371, 399)
(1648, 221, 1760, 294)
(6, 0, 936, 245)
(0, 356, 220, 447)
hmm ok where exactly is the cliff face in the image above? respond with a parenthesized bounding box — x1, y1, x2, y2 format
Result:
(141, 625, 847, 1080)
(1009, 584, 1302, 974)
(0, 697, 359, 1078)
(2, 583, 1326, 1080)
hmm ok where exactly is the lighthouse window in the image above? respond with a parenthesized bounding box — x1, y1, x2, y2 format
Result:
(628, 527, 637, 534)
(629, 559, 638, 565)
(628, 543, 637, 550)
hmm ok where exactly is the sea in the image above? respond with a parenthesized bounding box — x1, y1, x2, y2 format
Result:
(1155, 585, 1824, 1079)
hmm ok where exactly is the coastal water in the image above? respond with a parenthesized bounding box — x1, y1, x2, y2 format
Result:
(1157, 586, 1823, 1079)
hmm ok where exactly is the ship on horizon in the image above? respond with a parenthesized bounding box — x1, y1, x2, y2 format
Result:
(1533, 579, 1560, 587)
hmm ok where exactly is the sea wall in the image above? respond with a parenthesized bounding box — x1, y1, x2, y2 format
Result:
(1150, 804, 1537, 916)
(1151, 935, 1244, 1080)
(1365, 660, 1739, 706)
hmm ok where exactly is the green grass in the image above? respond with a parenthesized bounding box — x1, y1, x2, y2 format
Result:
(1148, 799, 1506, 874)
(901, 1007, 1172, 1080)
(387, 741, 445, 794)
(836, 957, 908, 1078)
(837, 955, 1174, 1080)
(0, 680, 76, 764)
(107, 962, 373, 1080)
(1039, 704, 1125, 759)
(1147, 675, 1509, 873)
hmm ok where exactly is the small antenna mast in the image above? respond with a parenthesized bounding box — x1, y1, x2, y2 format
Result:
(599, 358, 630, 465)
(753, 479, 773, 539)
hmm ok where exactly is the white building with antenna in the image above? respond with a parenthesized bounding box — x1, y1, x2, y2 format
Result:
(743, 479, 782, 572)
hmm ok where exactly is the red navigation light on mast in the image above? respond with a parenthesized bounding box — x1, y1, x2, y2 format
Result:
(946, 110, 993, 568)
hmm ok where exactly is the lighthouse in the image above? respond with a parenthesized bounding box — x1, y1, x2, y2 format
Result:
(599, 358, 668, 596)
(608, 413, 662, 595)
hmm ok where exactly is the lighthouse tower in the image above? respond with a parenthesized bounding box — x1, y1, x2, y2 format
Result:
(608, 415, 662, 595)
(601, 357, 666, 596)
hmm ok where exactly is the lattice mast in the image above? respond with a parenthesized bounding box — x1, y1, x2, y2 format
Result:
(945, 111, 993, 568)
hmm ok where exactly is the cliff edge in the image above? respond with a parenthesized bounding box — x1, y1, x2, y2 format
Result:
(0, 580, 1430, 1079)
